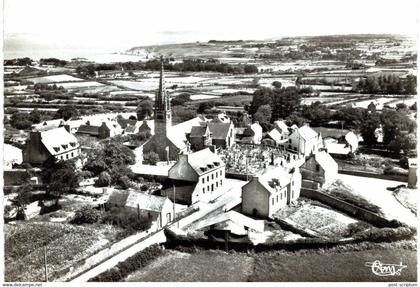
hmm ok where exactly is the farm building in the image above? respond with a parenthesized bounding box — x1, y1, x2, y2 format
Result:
(166, 148, 226, 205)
(235, 122, 263, 144)
(299, 151, 338, 189)
(76, 120, 123, 139)
(24, 127, 80, 165)
(242, 167, 302, 218)
(106, 190, 174, 230)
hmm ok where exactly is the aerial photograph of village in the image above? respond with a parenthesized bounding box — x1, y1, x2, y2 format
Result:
(1, 0, 418, 284)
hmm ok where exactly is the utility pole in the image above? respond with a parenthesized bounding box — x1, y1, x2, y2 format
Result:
(172, 184, 177, 226)
(43, 245, 48, 282)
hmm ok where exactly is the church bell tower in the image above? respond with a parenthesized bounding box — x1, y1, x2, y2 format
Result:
(154, 56, 172, 136)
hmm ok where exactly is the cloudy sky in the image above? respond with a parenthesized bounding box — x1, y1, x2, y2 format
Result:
(3, 0, 418, 56)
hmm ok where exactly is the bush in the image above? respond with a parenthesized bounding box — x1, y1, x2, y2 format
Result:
(95, 171, 112, 187)
(101, 207, 152, 232)
(89, 244, 164, 282)
(71, 206, 101, 224)
(143, 152, 160, 165)
(353, 226, 416, 243)
(345, 222, 371, 237)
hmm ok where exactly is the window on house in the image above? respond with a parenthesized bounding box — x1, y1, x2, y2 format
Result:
(71, 152, 74, 157)
(211, 184, 214, 192)
(207, 186, 210, 191)
(220, 170, 222, 176)
(66, 154, 69, 159)
(203, 188, 205, 194)
(207, 176, 209, 182)
(292, 181, 294, 186)
(272, 198, 274, 205)
(276, 195, 278, 202)
(220, 180, 223, 186)
(202, 178, 205, 184)
(216, 181, 218, 188)
(289, 139, 291, 143)
(216, 172, 218, 178)
(280, 193, 282, 200)
(316, 164, 320, 172)
(212, 173, 214, 180)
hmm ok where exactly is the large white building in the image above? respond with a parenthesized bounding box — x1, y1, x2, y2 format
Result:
(242, 167, 302, 218)
(25, 127, 80, 165)
(167, 148, 226, 205)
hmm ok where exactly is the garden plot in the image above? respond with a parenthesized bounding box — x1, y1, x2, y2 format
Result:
(27, 74, 83, 84)
(4, 222, 122, 282)
(274, 200, 358, 237)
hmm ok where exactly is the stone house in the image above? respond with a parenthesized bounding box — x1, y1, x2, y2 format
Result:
(166, 148, 226, 205)
(242, 167, 302, 218)
(299, 151, 338, 189)
(25, 127, 80, 165)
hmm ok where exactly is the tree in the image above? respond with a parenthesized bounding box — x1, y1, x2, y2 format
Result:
(136, 100, 153, 120)
(271, 87, 302, 120)
(248, 88, 273, 116)
(15, 184, 32, 217)
(29, 109, 41, 123)
(360, 112, 381, 146)
(10, 113, 33, 130)
(253, 104, 272, 126)
(171, 93, 190, 106)
(197, 102, 215, 114)
(95, 171, 112, 187)
(46, 161, 80, 205)
(381, 110, 416, 145)
(143, 152, 160, 165)
(54, 105, 79, 121)
(272, 81, 282, 89)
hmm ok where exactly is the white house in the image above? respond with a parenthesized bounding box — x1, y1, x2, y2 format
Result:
(25, 127, 80, 165)
(287, 125, 322, 157)
(299, 151, 338, 189)
(242, 167, 302, 218)
(167, 148, 226, 205)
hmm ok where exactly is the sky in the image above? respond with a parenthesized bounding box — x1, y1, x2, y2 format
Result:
(3, 0, 419, 57)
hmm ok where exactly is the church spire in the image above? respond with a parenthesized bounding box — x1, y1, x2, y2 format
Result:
(156, 56, 170, 111)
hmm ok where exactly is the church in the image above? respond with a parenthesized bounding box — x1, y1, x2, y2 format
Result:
(141, 59, 188, 161)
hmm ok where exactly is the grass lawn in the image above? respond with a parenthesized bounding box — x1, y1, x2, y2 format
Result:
(125, 241, 416, 282)
(250, 248, 417, 282)
(125, 249, 254, 282)
(4, 221, 122, 282)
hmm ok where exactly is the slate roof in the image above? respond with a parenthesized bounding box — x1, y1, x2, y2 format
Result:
(258, 167, 292, 193)
(314, 151, 338, 171)
(40, 127, 79, 156)
(313, 127, 349, 139)
(186, 148, 224, 176)
(273, 120, 289, 133)
(206, 122, 232, 140)
(77, 125, 100, 135)
(296, 125, 319, 140)
(107, 190, 130, 206)
(125, 192, 170, 213)
(190, 126, 208, 137)
(267, 129, 282, 142)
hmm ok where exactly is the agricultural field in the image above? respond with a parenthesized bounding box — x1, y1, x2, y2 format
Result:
(125, 242, 417, 282)
(4, 222, 123, 282)
(27, 74, 83, 84)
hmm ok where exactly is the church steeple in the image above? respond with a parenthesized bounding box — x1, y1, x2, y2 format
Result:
(154, 56, 172, 136)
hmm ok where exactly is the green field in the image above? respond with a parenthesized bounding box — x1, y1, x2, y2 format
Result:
(125, 242, 417, 282)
